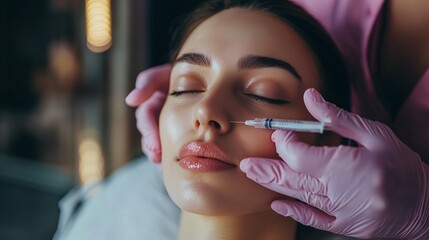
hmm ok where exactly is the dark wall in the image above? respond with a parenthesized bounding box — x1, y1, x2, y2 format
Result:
(0, 0, 49, 111)
(147, 0, 203, 66)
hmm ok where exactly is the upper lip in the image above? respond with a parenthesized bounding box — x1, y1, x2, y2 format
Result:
(178, 141, 235, 166)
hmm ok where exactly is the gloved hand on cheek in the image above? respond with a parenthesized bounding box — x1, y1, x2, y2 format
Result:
(126, 64, 171, 163)
(241, 88, 429, 239)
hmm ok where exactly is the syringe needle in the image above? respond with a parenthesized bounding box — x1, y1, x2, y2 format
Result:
(230, 121, 245, 124)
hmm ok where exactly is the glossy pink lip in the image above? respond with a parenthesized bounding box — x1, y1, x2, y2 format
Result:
(178, 141, 236, 172)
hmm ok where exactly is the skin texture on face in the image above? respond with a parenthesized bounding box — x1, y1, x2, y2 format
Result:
(160, 8, 324, 217)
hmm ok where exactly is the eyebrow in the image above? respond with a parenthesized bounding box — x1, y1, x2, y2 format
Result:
(175, 53, 211, 67)
(175, 53, 301, 80)
(239, 55, 301, 80)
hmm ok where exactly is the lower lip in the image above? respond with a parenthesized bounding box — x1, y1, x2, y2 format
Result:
(178, 157, 235, 172)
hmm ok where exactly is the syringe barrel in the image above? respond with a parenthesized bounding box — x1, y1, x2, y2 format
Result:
(245, 118, 324, 133)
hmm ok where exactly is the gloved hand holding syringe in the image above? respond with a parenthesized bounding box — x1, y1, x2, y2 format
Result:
(231, 118, 331, 133)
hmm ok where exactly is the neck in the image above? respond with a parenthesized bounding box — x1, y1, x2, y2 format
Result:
(376, 0, 429, 117)
(384, 0, 429, 58)
(177, 211, 297, 240)
(388, 0, 429, 37)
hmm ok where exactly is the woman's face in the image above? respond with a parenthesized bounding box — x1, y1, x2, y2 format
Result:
(160, 8, 325, 216)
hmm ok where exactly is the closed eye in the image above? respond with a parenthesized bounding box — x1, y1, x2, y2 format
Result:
(245, 93, 289, 105)
(170, 90, 205, 96)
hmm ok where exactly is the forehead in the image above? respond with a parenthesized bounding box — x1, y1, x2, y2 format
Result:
(178, 8, 320, 83)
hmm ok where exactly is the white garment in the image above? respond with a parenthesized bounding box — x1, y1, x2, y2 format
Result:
(54, 158, 180, 240)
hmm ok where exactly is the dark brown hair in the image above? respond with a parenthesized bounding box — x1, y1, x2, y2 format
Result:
(169, 0, 350, 111)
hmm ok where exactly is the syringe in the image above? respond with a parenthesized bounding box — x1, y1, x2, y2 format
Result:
(231, 118, 330, 133)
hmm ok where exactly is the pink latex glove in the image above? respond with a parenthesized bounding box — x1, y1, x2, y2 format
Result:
(240, 88, 429, 239)
(125, 64, 172, 163)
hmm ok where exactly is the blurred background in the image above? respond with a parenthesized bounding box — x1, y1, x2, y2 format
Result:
(0, 0, 200, 239)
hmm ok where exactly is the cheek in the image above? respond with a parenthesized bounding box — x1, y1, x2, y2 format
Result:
(159, 102, 192, 155)
(234, 128, 278, 159)
(159, 103, 191, 207)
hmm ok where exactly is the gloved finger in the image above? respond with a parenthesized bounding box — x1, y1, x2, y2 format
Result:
(271, 199, 335, 231)
(125, 64, 171, 107)
(240, 158, 326, 195)
(136, 91, 167, 163)
(303, 88, 381, 149)
(143, 142, 162, 164)
(272, 130, 359, 178)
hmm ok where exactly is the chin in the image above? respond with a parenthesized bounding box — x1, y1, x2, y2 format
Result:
(165, 174, 277, 216)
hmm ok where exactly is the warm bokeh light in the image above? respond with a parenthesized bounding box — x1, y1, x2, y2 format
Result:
(48, 41, 80, 90)
(78, 134, 105, 185)
(85, 0, 112, 53)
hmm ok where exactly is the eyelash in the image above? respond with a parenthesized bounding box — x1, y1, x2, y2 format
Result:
(169, 90, 204, 96)
(170, 91, 288, 105)
(244, 94, 288, 105)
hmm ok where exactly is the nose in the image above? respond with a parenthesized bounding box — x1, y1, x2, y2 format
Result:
(193, 93, 231, 137)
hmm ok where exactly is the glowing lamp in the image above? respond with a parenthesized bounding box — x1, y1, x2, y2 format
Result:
(85, 0, 112, 53)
